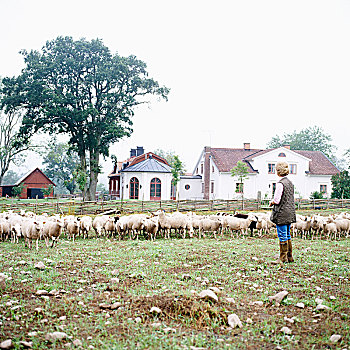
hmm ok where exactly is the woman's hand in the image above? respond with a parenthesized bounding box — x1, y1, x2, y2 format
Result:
(269, 200, 275, 207)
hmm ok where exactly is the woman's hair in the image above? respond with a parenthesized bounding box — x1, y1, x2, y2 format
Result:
(276, 161, 289, 176)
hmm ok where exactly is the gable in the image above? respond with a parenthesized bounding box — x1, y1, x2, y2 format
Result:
(15, 168, 56, 186)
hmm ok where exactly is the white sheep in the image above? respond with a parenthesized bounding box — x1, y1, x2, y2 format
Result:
(21, 219, 42, 250)
(79, 216, 93, 239)
(41, 219, 64, 247)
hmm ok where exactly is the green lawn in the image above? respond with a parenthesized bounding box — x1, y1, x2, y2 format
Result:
(0, 236, 349, 349)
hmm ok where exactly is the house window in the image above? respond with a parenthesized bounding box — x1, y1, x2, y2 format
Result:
(278, 152, 286, 157)
(211, 182, 214, 193)
(200, 163, 203, 174)
(185, 184, 190, 190)
(201, 183, 204, 193)
(320, 185, 327, 194)
(236, 183, 243, 193)
(150, 178, 161, 200)
(290, 164, 297, 174)
(272, 182, 276, 196)
(212, 165, 215, 173)
(129, 177, 139, 199)
(268, 163, 275, 174)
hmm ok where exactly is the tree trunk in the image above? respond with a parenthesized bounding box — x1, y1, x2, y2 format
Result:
(87, 148, 100, 201)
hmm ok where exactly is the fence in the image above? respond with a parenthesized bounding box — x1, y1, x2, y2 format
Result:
(1, 198, 350, 216)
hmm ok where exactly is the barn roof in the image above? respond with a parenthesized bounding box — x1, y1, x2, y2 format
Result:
(11, 168, 55, 186)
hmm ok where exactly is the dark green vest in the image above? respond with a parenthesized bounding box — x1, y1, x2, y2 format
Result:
(271, 177, 296, 225)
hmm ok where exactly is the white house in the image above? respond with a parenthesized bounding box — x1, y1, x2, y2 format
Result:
(108, 147, 174, 200)
(178, 143, 340, 200)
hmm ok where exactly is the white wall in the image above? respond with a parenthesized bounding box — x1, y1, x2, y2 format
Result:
(121, 172, 172, 200)
(178, 177, 203, 200)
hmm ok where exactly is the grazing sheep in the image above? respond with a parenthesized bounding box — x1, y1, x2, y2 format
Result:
(198, 217, 222, 239)
(66, 218, 80, 242)
(158, 211, 194, 239)
(104, 216, 119, 238)
(79, 216, 93, 239)
(21, 219, 42, 250)
(93, 215, 109, 237)
(41, 220, 64, 247)
(142, 216, 159, 241)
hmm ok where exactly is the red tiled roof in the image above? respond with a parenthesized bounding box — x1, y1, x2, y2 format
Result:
(210, 148, 263, 173)
(209, 147, 339, 175)
(293, 150, 339, 175)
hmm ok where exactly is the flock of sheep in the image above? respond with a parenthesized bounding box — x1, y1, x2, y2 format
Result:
(0, 209, 349, 250)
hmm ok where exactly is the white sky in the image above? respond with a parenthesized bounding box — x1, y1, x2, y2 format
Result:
(1, 0, 350, 181)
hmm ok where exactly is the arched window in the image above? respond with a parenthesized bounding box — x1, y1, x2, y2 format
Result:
(150, 177, 161, 200)
(278, 152, 286, 157)
(129, 177, 139, 199)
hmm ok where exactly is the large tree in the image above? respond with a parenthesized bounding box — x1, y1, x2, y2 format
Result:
(0, 109, 31, 186)
(1, 36, 169, 200)
(331, 170, 350, 199)
(267, 126, 336, 159)
(42, 140, 79, 194)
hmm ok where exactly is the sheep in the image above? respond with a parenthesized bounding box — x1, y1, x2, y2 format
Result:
(310, 215, 326, 239)
(294, 216, 312, 239)
(323, 222, 337, 240)
(66, 218, 80, 242)
(0, 219, 11, 241)
(158, 211, 194, 239)
(198, 217, 222, 239)
(93, 215, 109, 237)
(41, 219, 64, 247)
(125, 214, 149, 239)
(21, 219, 42, 250)
(79, 216, 93, 239)
(142, 216, 159, 241)
(104, 216, 119, 238)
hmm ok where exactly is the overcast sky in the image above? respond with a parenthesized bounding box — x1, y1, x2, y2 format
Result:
(1, 0, 349, 181)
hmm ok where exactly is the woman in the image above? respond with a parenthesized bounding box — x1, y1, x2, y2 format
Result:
(269, 161, 296, 264)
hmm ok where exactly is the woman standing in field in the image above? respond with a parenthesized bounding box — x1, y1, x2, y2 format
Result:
(269, 161, 296, 265)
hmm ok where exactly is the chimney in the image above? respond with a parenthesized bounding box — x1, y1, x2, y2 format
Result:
(130, 148, 136, 158)
(244, 143, 251, 150)
(136, 146, 144, 156)
(203, 146, 211, 200)
(283, 144, 291, 150)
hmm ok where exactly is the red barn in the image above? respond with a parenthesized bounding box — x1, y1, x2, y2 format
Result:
(0, 168, 55, 199)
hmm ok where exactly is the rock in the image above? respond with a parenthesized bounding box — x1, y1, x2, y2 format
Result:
(19, 341, 32, 348)
(181, 274, 192, 280)
(72, 339, 82, 346)
(315, 286, 323, 292)
(295, 302, 305, 309)
(110, 278, 119, 283)
(246, 317, 253, 324)
(135, 317, 142, 323)
(151, 322, 162, 328)
(0, 339, 12, 349)
(208, 286, 221, 294)
(34, 307, 43, 313)
(34, 261, 45, 270)
(225, 297, 235, 304)
(281, 326, 292, 335)
(284, 316, 295, 324)
(315, 298, 324, 305)
(329, 334, 341, 343)
(228, 313, 242, 328)
(316, 304, 330, 311)
(0, 276, 6, 289)
(28, 332, 37, 337)
(150, 306, 162, 314)
(110, 302, 122, 310)
(198, 289, 218, 303)
(36, 290, 49, 296)
(329, 295, 336, 300)
(268, 291, 288, 305)
(250, 301, 264, 306)
(59, 316, 67, 321)
(45, 332, 68, 341)
(99, 303, 110, 310)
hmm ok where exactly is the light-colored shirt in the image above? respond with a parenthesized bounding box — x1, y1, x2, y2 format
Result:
(273, 182, 284, 204)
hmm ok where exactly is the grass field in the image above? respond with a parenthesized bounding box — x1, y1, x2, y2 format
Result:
(0, 235, 349, 349)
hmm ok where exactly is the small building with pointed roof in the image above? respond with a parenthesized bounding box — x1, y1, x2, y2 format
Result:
(0, 168, 55, 199)
(108, 147, 174, 200)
